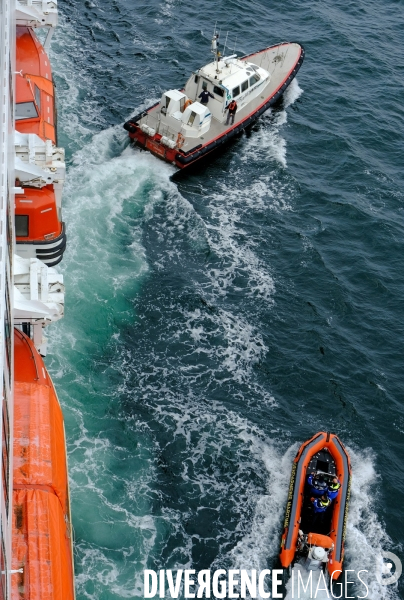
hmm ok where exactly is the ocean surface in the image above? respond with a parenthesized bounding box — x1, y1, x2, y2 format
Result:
(44, 0, 403, 598)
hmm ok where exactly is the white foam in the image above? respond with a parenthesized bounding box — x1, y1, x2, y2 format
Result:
(201, 181, 279, 302)
(240, 77, 303, 168)
(179, 305, 269, 385)
(284, 78, 304, 108)
(344, 446, 400, 599)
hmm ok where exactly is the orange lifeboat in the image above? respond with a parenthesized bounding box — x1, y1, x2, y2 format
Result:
(15, 26, 66, 266)
(16, 26, 56, 144)
(12, 329, 75, 599)
(15, 185, 66, 266)
(279, 431, 351, 580)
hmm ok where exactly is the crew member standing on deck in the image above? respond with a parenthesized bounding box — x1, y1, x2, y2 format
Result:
(226, 99, 238, 125)
(199, 89, 214, 105)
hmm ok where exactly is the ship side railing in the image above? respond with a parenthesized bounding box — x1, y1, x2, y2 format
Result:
(0, 0, 16, 596)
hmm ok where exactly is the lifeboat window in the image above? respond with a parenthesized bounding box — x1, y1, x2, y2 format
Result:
(232, 86, 240, 98)
(194, 75, 199, 84)
(249, 74, 260, 86)
(241, 80, 249, 92)
(34, 84, 41, 110)
(15, 102, 38, 120)
(15, 215, 29, 237)
(187, 111, 197, 126)
(213, 86, 224, 97)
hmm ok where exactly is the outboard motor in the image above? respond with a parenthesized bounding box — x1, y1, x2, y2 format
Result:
(306, 546, 326, 571)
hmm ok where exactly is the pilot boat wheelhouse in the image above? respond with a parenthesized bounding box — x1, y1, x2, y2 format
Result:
(124, 34, 304, 168)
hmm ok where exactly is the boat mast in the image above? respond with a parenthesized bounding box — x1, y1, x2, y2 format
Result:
(211, 27, 220, 73)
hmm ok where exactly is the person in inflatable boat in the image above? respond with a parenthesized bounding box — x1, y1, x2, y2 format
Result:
(307, 472, 328, 497)
(311, 494, 331, 526)
(312, 494, 331, 511)
(327, 477, 341, 500)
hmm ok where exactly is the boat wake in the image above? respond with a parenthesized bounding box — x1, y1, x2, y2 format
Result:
(240, 78, 303, 168)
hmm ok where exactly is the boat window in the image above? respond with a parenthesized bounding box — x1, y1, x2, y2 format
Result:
(249, 74, 260, 86)
(194, 75, 199, 84)
(15, 102, 38, 120)
(213, 86, 224, 97)
(15, 215, 29, 237)
(232, 86, 240, 98)
(187, 111, 197, 126)
(241, 80, 248, 92)
(34, 84, 41, 110)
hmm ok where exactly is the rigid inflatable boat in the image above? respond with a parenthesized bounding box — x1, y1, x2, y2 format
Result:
(124, 31, 304, 169)
(279, 432, 351, 583)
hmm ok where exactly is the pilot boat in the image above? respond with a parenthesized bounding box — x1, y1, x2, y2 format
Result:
(279, 432, 351, 589)
(124, 32, 304, 168)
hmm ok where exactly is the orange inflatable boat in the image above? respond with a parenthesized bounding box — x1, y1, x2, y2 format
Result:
(279, 432, 351, 580)
(12, 329, 75, 599)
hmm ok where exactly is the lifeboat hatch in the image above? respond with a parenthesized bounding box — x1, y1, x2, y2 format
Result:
(307, 448, 336, 477)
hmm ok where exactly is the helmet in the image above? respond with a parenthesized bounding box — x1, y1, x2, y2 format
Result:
(312, 546, 326, 561)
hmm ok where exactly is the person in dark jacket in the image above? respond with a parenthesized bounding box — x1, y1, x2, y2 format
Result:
(311, 494, 331, 528)
(327, 477, 341, 500)
(199, 89, 214, 105)
(307, 472, 327, 497)
(226, 100, 238, 125)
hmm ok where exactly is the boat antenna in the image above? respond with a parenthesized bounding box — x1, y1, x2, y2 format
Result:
(233, 35, 238, 56)
(211, 27, 220, 73)
(223, 31, 229, 57)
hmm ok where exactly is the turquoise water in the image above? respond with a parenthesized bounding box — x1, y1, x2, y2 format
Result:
(44, 0, 403, 598)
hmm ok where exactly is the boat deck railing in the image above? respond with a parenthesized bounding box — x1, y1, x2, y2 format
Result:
(143, 112, 182, 142)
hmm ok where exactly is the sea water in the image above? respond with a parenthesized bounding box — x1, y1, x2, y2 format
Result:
(44, 0, 404, 598)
